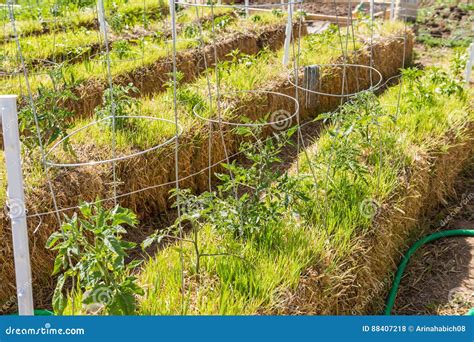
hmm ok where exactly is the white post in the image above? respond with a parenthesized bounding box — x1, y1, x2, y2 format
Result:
(169, 0, 177, 41)
(369, 0, 374, 21)
(394, 0, 401, 20)
(97, 0, 107, 35)
(390, 0, 395, 20)
(245, 0, 249, 18)
(1, 95, 34, 316)
(465, 42, 474, 84)
(282, 3, 293, 66)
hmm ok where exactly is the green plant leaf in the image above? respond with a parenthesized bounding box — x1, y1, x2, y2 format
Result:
(127, 259, 143, 269)
(141, 235, 156, 250)
(45, 232, 62, 248)
(112, 212, 137, 227)
(105, 237, 125, 256)
(112, 290, 136, 315)
(52, 275, 67, 315)
(52, 255, 65, 276)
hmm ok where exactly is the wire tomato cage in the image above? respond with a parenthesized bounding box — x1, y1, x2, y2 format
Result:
(288, 63, 383, 98)
(44, 115, 183, 168)
(192, 89, 299, 129)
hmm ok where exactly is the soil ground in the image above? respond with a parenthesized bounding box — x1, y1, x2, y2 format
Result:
(300, 2, 386, 17)
(301, 3, 355, 16)
(415, 3, 473, 47)
(390, 2, 474, 315)
(392, 160, 474, 315)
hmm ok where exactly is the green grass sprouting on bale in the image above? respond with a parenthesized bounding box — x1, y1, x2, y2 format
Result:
(0, 6, 240, 94)
(1, 6, 233, 67)
(1, 19, 166, 69)
(137, 59, 472, 315)
(0, 0, 169, 38)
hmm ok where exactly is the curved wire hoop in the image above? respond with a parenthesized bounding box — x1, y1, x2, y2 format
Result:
(288, 63, 383, 98)
(45, 115, 183, 168)
(192, 89, 299, 128)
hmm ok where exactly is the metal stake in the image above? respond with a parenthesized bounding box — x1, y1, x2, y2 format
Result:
(282, 2, 293, 66)
(465, 42, 474, 84)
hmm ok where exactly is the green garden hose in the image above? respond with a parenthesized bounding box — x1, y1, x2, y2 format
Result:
(385, 229, 474, 315)
(11, 309, 53, 316)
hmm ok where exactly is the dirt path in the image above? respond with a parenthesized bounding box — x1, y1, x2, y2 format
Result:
(392, 159, 474, 315)
(300, 2, 387, 17)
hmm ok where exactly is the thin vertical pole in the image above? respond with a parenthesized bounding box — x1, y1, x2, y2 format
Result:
(394, 0, 400, 20)
(465, 42, 474, 84)
(245, 0, 249, 18)
(390, 0, 395, 20)
(282, 2, 293, 66)
(169, 0, 185, 315)
(97, 0, 118, 206)
(97, 0, 107, 35)
(369, 0, 374, 21)
(1, 95, 34, 316)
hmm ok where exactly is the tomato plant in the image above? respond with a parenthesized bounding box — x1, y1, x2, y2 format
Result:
(47, 202, 143, 315)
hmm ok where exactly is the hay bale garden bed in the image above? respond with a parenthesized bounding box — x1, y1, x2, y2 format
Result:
(1, 1, 471, 316)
